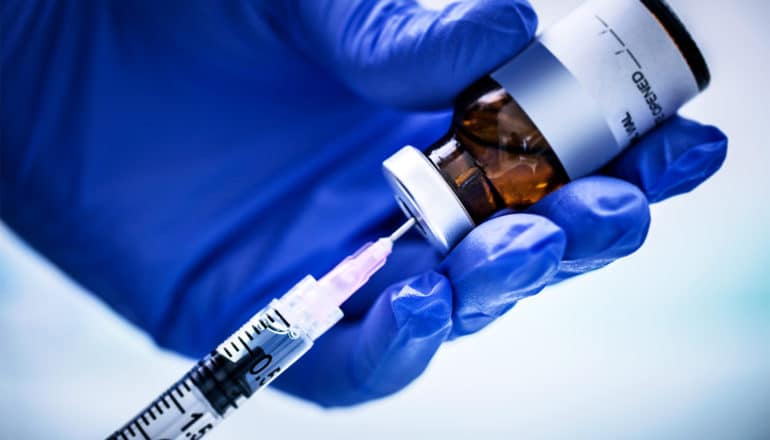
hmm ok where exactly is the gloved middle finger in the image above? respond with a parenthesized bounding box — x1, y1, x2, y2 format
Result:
(440, 213, 566, 338)
(527, 175, 651, 281)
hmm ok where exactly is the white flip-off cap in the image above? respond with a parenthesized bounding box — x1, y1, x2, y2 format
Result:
(382, 146, 474, 254)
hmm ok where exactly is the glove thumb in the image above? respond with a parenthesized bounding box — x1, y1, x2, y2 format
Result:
(267, 0, 538, 110)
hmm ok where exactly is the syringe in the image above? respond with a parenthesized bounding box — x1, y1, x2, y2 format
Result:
(107, 218, 415, 440)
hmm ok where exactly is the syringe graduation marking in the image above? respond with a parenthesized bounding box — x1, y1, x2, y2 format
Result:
(108, 305, 317, 439)
(136, 378, 218, 437)
(169, 393, 184, 413)
(238, 336, 252, 354)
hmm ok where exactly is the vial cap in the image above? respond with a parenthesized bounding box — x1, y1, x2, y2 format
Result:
(383, 146, 474, 253)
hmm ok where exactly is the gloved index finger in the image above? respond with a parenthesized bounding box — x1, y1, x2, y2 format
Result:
(265, 0, 538, 110)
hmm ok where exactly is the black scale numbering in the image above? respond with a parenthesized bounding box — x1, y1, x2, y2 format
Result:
(107, 307, 301, 440)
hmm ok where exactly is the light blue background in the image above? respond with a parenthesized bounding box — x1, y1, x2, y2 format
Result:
(1, 0, 768, 438)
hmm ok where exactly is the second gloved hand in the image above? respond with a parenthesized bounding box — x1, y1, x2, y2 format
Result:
(1, 0, 727, 408)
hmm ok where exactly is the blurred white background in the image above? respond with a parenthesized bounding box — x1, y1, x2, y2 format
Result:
(1, 0, 769, 438)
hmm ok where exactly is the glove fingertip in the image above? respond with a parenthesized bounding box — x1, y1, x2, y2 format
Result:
(608, 117, 728, 202)
(648, 141, 727, 203)
(531, 177, 651, 261)
(333, 0, 539, 109)
(453, 0, 538, 36)
(443, 214, 565, 337)
(514, 0, 539, 37)
(445, 214, 566, 283)
(421, 0, 538, 107)
(349, 272, 453, 398)
(645, 124, 728, 203)
(389, 272, 454, 338)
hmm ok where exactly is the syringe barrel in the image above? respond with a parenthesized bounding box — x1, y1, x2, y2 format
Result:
(107, 278, 339, 440)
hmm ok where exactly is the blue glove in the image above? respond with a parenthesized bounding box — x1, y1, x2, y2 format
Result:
(1, 0, 726, 408)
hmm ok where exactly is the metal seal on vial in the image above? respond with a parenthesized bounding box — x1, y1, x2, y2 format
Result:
(383, 146, 474, 253)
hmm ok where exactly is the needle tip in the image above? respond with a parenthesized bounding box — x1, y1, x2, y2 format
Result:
(388, 218, 417, 242)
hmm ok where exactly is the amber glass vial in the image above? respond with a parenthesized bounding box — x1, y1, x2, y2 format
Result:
(425, 77, 571, 222)
(384, 0, 709, 252)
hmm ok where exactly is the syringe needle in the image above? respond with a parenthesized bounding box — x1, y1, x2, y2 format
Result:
(319, 217, 416, 307)
(389, 217, 416, 242)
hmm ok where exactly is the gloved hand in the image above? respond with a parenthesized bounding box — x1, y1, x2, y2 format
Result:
(1, 0, 726, 408)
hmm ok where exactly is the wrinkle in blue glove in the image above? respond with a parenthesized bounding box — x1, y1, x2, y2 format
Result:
(1, 0, 727, 410)
(267, 0, 538, 109)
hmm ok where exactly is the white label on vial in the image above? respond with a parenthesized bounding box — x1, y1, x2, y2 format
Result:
(540, 0, 699, 148)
